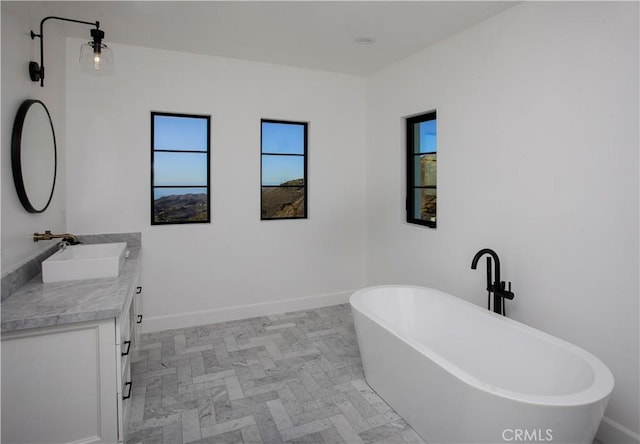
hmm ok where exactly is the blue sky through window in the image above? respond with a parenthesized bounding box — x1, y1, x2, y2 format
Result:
(262, 155, 304, 186)
(261, 121, 306, 186)
(262, 122, 305, 154)
(153, 114, 209, 199)
(154, 152, 207, 186)
(417, 119, 437, 153)
(154, 115, 208, 151)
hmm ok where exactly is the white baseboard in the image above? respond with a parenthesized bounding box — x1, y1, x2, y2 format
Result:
(597, 416, 640, 444)
(141, 290, 354, 333)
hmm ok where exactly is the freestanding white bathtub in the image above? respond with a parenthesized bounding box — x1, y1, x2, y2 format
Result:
(350, 285, 614, 444)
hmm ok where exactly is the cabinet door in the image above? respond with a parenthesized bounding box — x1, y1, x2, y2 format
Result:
(1, 320, 118, 444)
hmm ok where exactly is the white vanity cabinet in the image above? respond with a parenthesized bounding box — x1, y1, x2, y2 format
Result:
(1, 266, 143, 444)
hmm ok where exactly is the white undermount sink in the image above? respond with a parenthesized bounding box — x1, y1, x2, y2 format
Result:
(42, 242, 128, 283)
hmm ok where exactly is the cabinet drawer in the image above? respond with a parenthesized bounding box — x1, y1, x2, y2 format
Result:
(118, 317, 132, 389)
(120, 350, 130, 387)
(119, 298, 131, 345)
(118, 364, 132, 443)
(132, 284, 143, 346)
(121, 364, 132, 401)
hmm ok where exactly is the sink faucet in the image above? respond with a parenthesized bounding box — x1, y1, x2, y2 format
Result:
(33, 230, 81, 245)
(471, 248, 514, 316)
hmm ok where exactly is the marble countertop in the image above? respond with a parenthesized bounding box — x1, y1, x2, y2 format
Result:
(1, 245, 141, 332)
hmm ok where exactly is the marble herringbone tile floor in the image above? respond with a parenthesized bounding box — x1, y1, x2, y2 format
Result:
(126, 304, 426, 444)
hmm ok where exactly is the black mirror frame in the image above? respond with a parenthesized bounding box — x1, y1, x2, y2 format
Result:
(11, 99, 57, 213)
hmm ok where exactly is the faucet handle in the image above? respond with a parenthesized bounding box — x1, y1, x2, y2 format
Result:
(502, 281, 515, 300)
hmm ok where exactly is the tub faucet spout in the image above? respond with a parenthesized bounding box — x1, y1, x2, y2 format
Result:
(471, 248, 514, 316)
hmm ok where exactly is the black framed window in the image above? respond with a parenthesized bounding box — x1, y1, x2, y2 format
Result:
(151, 112, 210, 224)
(407, 111, 437, 228)
(261, 119, 307, 220)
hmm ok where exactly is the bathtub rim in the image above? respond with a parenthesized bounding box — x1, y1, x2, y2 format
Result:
(350, 284, 615, 408)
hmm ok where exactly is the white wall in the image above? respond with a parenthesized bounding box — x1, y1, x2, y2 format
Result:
(366, 2, 639, 441)
(1, 2, 67, 274)
(65, 41, 367, 330)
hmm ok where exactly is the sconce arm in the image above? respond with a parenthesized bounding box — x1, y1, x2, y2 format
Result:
(29, 16, 100, 87)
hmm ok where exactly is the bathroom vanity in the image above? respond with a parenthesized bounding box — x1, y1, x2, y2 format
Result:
(1, 237, 143, 444)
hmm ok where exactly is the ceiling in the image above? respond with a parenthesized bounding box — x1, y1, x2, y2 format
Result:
(14, 1, 518, 76)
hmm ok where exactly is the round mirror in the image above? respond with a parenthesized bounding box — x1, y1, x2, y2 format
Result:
(11, 100, 57, 213)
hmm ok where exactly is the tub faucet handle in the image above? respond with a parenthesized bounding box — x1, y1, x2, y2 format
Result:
(499, 281, 515, 300)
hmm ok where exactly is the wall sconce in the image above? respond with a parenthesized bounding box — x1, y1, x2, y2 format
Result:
(29, 16, 114, 87)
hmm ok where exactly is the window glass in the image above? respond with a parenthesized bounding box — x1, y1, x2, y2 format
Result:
(261, 120, 307, 220)
(153, 152, 208, 186)
(153, 115, 208, 151)
(261, 121, 305, 154)
(151, 112, 210, 224)
(407, 111, 437, 228)
(261, 155, 305, 186)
